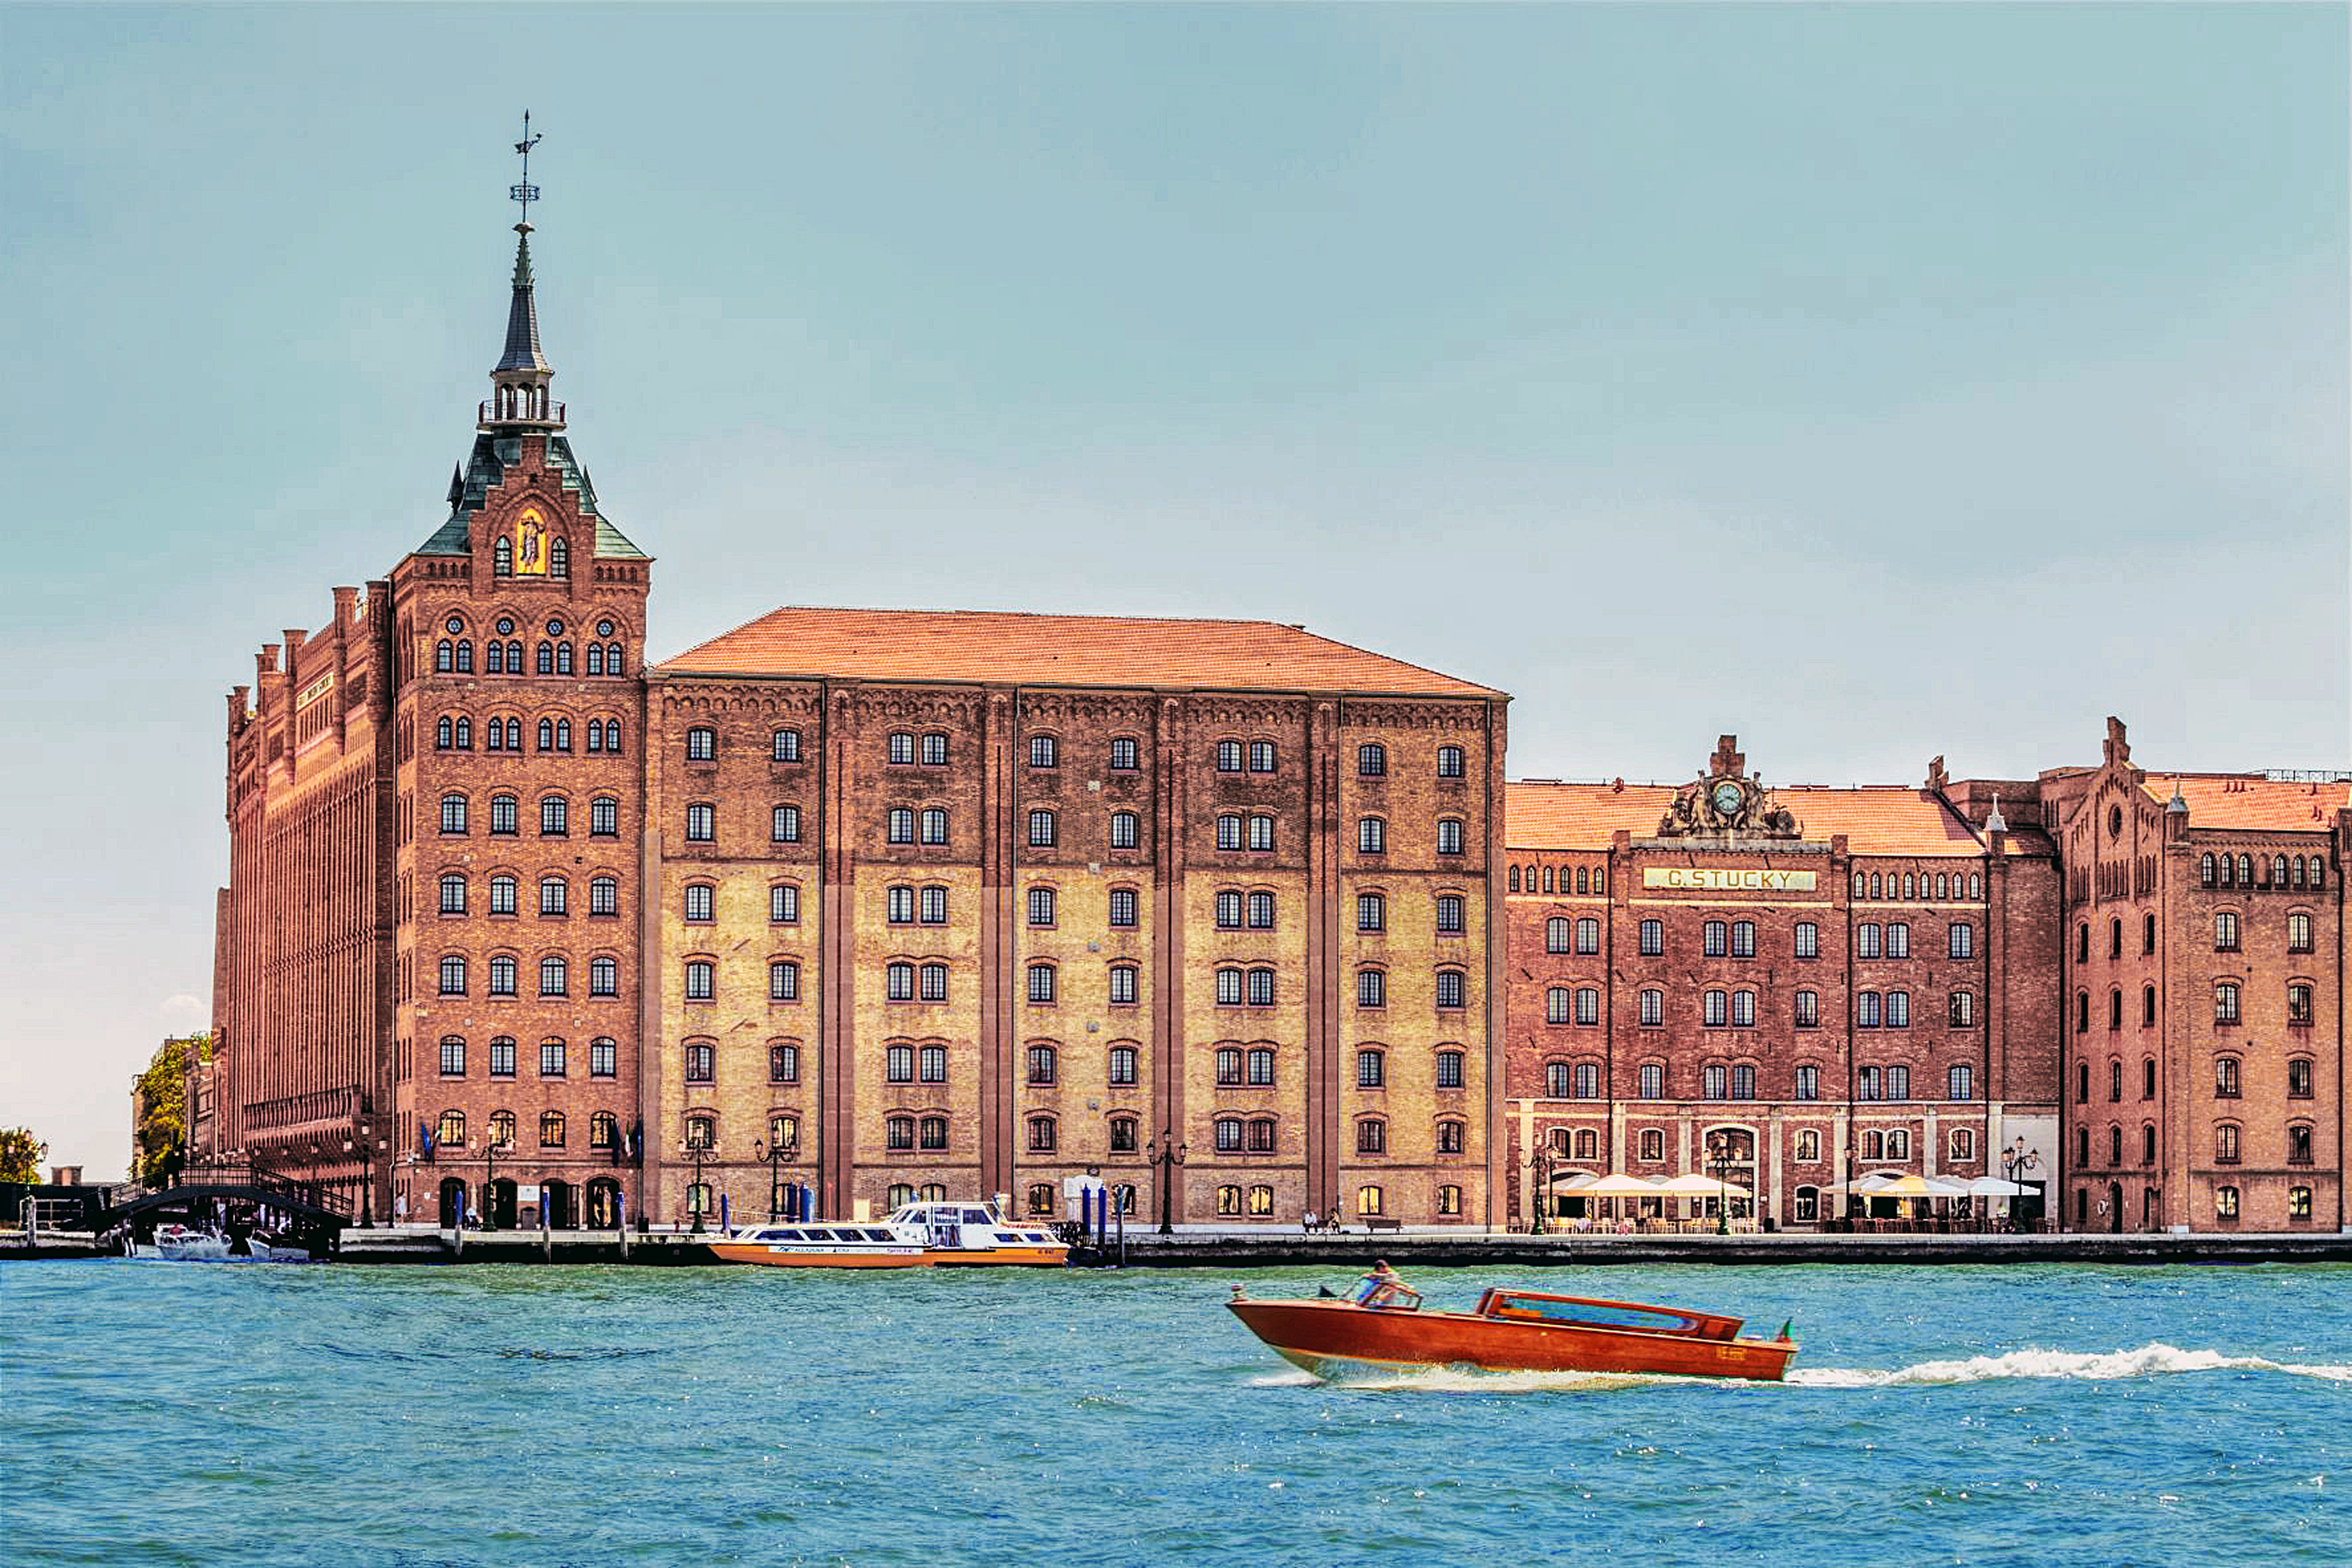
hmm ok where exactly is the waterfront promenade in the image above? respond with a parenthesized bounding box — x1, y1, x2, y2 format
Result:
(9, 1223, 2348, 1266)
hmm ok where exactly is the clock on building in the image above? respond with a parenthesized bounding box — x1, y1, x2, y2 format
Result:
(1713, 780, 1744, 818)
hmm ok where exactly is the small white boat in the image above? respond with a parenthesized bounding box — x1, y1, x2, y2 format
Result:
(889, 1201, 1069, 1267)
(707, 1222, 929, 1269)
(129, 1223, 310, 1262)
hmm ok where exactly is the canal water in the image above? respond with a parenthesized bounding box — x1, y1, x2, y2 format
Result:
(3, 1260, 2346, 1565)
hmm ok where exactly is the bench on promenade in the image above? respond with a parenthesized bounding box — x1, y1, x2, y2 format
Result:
(1363, 1215, 1402, 1235)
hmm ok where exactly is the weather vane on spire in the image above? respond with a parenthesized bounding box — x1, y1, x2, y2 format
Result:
(509, 111, 542, 232)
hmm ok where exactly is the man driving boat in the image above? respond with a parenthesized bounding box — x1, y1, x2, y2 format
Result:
(1350, 1260, 1421, 1310)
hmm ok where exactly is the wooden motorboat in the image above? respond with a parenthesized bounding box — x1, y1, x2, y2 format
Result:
(1228, 1273, 1797, 1382)
(707, 1222, 929, 1269)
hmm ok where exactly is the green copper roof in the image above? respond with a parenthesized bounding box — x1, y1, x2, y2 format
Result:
(412, 434, 646, 560)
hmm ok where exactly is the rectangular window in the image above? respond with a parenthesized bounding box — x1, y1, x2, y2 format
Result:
(1248, 815, 1274, 851)
(1948, 923, 1974, 959)
(772, 729, 801, 763)
(1249, 741, 1275, 773)
(1109, 889, 1138, 928)
(1794, 1065, 1818, 1101)
(1108, 965, 1137, 1005)
(1248, 969, 1275, 1007)
(438, 1038, 466, 1076)
(772, 804, 800, 843)
(1217, 969, 1244, 1006)
(1435, 895, 1464, 935)
(1109, 812, 1139, 849)
(591, 1039, 616, 1077)
(920, 810, 948, 845)
(920, 886, 947, 924)
(770, 884, 799, 925)
(1640, 920, 1664, 956)
(539, 1041, 565, 1078)
(1857, 924, 1881, 959)
(1639, 989, 1663, 1027)
(685, 803, 714, 842)
(1794, 922, 1818, 959)
(1731, 921, 1755, 958)
(1886, 923, 1910, 959)
(489, 1039, 515, 1077)
(1027, 887, 1056, 927)
(920, 733, 947, 767)
(1794, 990, 1819, 1028)
(1215, 891, 1242, 929)
(1248, 892, 1275, 929)
(684, 884, 713, 923)
(1027, 965, 1055, 1004)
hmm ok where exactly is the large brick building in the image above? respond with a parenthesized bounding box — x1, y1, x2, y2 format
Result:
(206, 202, 2348, 1234)
(1502, 737, 2065, 1229)
(211, 212, 1508, 1230)
(2039, 720, 2347, 1234)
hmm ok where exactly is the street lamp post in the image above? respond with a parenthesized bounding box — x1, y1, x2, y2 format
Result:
(681, 1138, 714, 1233)
(754, 1135, 797, 1222)
(1707, 1131, 1733, 1236)
(483, 1135, 511, 1231)
(2002, 1137, 2041, 1233)
(1145, 1131, 1186, 1236)
(1525, 1141, 1557, 1236)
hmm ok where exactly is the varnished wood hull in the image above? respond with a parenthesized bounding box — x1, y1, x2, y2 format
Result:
(1228, 1299, 1797, 1382)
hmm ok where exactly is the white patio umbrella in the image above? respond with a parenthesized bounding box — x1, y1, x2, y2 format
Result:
(1871, 1173, 1969, 1200)
(1578, 1173, 1664, 1197)
(1546, 1169, 1601, 1189)
(1656, 1173, 1750, 1198)
(1965, 1175, 2033, 1197)
(1850, 1170, 1905, 1194)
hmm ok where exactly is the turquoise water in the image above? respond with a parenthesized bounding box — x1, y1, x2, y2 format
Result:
(3, 1260, 2347, 1565)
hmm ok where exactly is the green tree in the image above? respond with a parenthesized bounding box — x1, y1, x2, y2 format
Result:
(0, 1126, 46, 1184)
(134, 1033, 205, 1187)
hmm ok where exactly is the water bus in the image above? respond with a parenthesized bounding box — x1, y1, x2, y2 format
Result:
(709, 1200, 1069, 1269)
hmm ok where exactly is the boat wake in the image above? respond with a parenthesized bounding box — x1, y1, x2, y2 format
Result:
(1248, 1343, 2352, 1393)
(1790, 1343, 2352, 1388)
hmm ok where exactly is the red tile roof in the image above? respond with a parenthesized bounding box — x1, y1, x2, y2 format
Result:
(656, 607, 1503, 698)
(1506, 781, 1997, 856)
(2137, 774, 2350, 834)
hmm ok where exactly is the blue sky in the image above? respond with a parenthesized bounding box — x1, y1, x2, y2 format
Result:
(2, 4, 2344, 1177)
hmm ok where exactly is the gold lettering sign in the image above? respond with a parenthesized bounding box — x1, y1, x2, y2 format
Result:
(1642, 867, 1817, 892)
(295, 671, 337, 710)
(511, 509, 549, 577)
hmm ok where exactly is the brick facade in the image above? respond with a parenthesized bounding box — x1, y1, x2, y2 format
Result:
(205, 219, 2349, 1238)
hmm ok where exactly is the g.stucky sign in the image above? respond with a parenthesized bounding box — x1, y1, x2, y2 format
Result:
(1643, 867, 1817, 892)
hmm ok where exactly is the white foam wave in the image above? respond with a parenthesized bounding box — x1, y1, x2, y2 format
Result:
(1790, 1343, 2352, 1388)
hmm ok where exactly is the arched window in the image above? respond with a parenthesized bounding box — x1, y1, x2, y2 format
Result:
(439, 873, 467, 914)
(548, 536, 569, 578)
(539, 1110, 566, 1148)
(1356, 1185, 1384, 1217)
(440, 793, 468, 834)
(1357, 743, 1386, 777)
(436, 1110, 466, 1149)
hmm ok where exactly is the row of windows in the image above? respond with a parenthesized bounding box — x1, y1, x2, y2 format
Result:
(436, 954, 621, 998)
(1512, 864, 1604, 895)
(1351, 816, 1468, 855)
(438, 792, 620, 837)
(436, 872, 621, 918)
(679, 729, 1474, 780)
(1547, 1126, 1939, 1165)
(1566, 919, 1973, 961)
(677, 959, 1481, 1011)
(432, 1106, 621, 1150)
(2077, 1122, 2316, 1168)
(1854, 871, 1983, 901)
(1538, 1059, 1974, 1102)
(434, 636, 627, 677)
(2200, 852, 2326, 889)
(2077, 980, 2318, 1030)
(434, 715, 627, 754)
(2212, 1185, 2318, 1221)
(1201, 1185, 1463, 1219)
(435, 1035, 618, 1079)
(1548, 985, 1976, 1030)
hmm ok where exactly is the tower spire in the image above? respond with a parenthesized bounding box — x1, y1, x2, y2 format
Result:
(483, 111, 560, 431)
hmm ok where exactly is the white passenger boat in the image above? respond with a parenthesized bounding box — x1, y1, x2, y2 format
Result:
(129, 1223, 310, 1262)
(890, 1200, 1070, 1267)
(708, 1201, 1069, 1270)
(707, 1221, 929, 1269)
